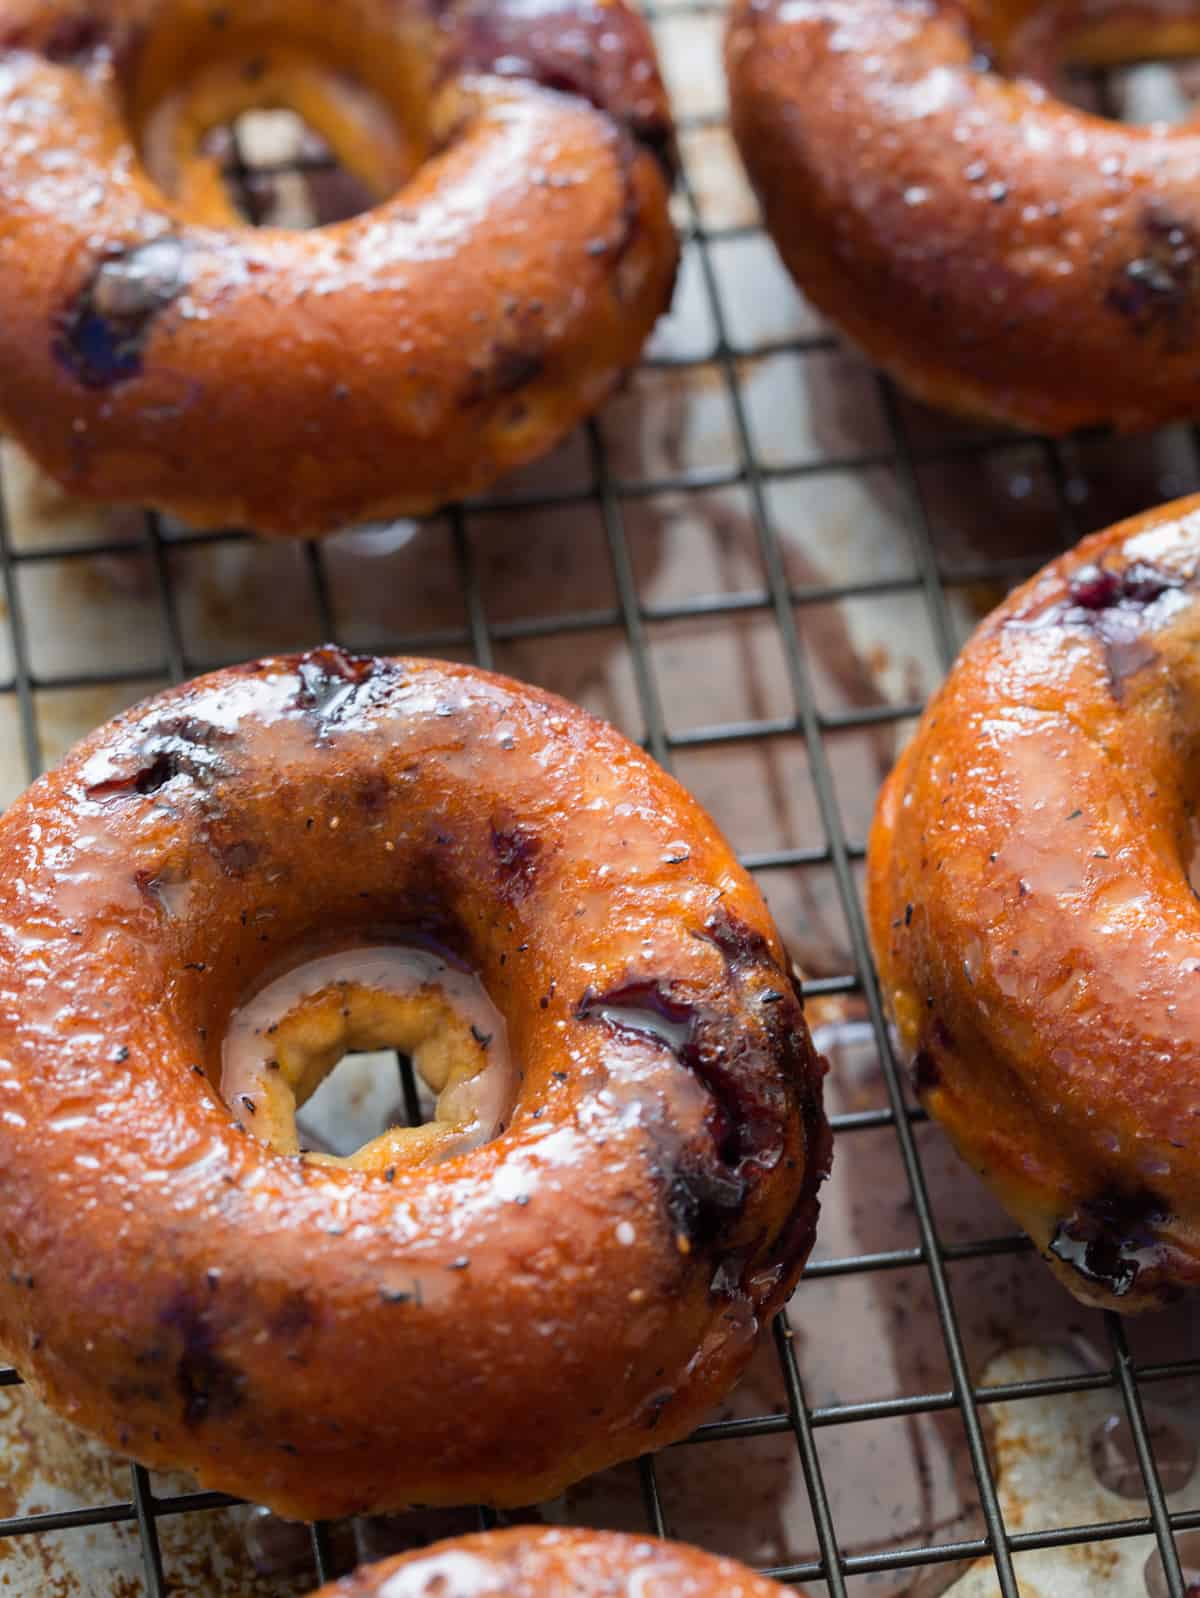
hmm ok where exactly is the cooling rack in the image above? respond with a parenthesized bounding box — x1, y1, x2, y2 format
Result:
(0, 8, 1199, 1596)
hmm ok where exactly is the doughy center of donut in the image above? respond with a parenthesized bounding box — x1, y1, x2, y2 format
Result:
(221, 946, 512, 1172)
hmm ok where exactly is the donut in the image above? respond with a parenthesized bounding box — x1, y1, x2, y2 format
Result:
(726, 0, 1200, 435)
(306, 1528, 795, 1597)
(0, 0, 677, 536)
(0, 647, 829, 1517)
(867, 495, 1200, 1312)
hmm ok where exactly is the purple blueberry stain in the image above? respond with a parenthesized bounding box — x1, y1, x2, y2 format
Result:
(1049, 1186, 1173, 1299)
(295, 645, 386, 728)
(1067, 561, 1183, 612)
(1060, 559, 1188, 693)
(1107, 208, 1200, 351)
(575, 979, 697, 1053)
(490, 822, 542, 900)
(450, 0, 675, 178)
(56, 238, 189, 388)
(85, 716, 229, 801)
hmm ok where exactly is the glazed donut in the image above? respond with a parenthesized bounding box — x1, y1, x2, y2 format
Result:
(867, 495, 1200, 1312)
(306, 1528, 795, 1597)
(0, 648, 829, 1516)
(0, 0, 677, 536)
(727, 0, 1200, 435)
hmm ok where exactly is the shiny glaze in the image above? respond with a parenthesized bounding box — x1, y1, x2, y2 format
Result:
(310, 1527, 799, 1598)
(726, 0, 1200, 434)
(0, 649, 829, 1515)
(0, 0, 677, 535)
(867, 495, 1200, 1311)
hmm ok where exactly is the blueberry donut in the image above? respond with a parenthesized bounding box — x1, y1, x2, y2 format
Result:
(728, 0, 1200, 434)
(0, 649, 829, 1514)
(307, 1528, 797, 1598)
(869, 496, 1200, 1310)
(0, 0, 677, 533)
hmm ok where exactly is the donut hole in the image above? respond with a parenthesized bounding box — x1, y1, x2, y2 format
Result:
(125, 1, 437, 228)
(295, 1046, 436, 1157)
(1059, 57, 1200, 121)
(983, 3, 1200, 122)
(202, 111, 377, 229)
(221, 945, 513, 1171)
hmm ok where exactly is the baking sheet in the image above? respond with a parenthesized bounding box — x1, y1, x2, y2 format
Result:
(0, 15, 1197, 1597)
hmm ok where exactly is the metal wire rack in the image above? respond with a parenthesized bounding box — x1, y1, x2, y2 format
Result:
(0, 12, 1199, 1597)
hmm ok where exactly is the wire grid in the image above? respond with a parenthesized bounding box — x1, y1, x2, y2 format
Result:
(0, 21, 1198, 1598)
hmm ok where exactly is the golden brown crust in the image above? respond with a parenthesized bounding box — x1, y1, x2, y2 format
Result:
(0, 649, 829, 1516)
(0, 0, 677, 535)
(867, 494, 1200, 1311)
(309, 1528, 796, 1597)
(726, 0, 1200, 435)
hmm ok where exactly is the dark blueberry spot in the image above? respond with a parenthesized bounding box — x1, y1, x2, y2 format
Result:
(491, 822, 542, 899)
(43, 16, 108, 61)
(580, 974, 820, 1241)
(1068, 564, 1121, 610)
(56, 239, 188, 388)
(87, 749, 179, 800)
(1049, 1186, 1172, 1298)
(161, 1296, 244, 1427)
(913, 1022, 952, 1099)
(578, 926, 830, 1278)
(1061, 560, 1186, 695)
(1068, 561, 1182, 612)
(131, 750, 178, 793)
(1107, 208, 1200, 350)
(2, 15, 110, 62)
(87, 716, 229, 801)
(466, 345, 544, 404)
(696, 906, 772, 971)
(911, 1049, 940, 1095)
(295, 644, 383, 726)
(709, 1250, 749, 1298)
(575, 980, 696, 1053)
(450, 0, 674, 178)
(663, 1155, 747, 1249)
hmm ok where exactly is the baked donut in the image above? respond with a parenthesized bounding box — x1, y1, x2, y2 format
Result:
(306, 1527, 795, 1597)
(727, 0, 1200, 435)
(0, 648, 829, 1517)
(0, 0, 677, 536)
(867, 495, 1200, 1312)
